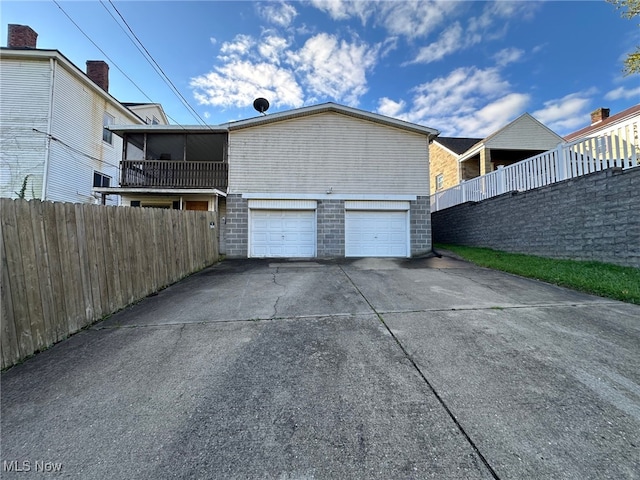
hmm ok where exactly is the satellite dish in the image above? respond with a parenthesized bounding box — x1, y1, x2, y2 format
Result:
(253, 97, 270, 114)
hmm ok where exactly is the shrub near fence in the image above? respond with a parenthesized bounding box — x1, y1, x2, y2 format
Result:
(1, 199, 219, 370)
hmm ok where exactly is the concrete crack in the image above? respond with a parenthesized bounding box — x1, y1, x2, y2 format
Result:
(338, 264, 501, 480)
(271, 270, 286, 318)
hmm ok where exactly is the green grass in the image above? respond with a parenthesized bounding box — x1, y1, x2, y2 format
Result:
(435, 244, 640, 305)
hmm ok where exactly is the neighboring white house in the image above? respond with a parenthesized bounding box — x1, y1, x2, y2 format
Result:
(223, 103, 439, 258)
(564, 105, 640, 142)
(124, 103, 169, 126)
(0, 24, 164, 205)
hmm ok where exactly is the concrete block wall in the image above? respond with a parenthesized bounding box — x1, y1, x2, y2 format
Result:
(432, 167, 640, 268)
(411, 196, 432, 256)
(224, 194, 248, 258)
(317, 199, 345, 257)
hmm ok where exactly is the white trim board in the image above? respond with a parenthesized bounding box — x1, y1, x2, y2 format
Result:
(241, 193, 418, 201)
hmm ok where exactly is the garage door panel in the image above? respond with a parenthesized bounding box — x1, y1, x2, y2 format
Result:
(345, 210, 408, 258)
(250, 210, 316, 258)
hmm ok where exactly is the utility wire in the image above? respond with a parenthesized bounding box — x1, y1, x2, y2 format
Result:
(52, 0, 185, 127)
(103, 0, 211, 128)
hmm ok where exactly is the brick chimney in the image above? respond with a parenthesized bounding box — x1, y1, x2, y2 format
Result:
(86, 60, 109, 92)
(591, 107, 610, 125)
(7, 24, 38, 48)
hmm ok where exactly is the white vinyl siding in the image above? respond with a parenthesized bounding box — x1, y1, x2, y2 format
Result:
(46, 63, 140, 205)
(485, 115, 562, 150)
(0, 58, 52, 199)
(229, 112, 429, 195)
(250, 210, 316, 258)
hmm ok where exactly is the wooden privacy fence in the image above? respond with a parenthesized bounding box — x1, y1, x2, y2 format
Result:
(1, 199, 219, 369)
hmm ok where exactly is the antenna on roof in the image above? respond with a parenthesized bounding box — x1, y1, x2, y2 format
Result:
(253, 98, 270, 115)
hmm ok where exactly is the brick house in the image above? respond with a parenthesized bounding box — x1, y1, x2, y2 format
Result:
(429, 113, 563, 195)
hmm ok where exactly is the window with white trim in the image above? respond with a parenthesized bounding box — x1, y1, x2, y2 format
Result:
(436, 174, 444, 190)
(93, 171, 111, 188)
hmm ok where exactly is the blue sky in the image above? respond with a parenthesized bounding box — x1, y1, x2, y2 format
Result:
(2, 1, 638, 137)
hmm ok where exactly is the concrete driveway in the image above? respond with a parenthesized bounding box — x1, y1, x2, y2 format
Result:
(2, 255, 639, 479)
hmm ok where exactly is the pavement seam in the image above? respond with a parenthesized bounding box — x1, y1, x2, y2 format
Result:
(91, 312, 378, 330)
(338, 264, 502, 480)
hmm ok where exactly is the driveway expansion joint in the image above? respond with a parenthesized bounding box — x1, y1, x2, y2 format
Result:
(338, 264, 502, 480)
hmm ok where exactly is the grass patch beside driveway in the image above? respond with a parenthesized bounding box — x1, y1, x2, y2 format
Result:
(435, 244, 640, 305)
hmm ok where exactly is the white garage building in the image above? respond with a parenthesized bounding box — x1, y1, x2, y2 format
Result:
(223, 103, 438, 259)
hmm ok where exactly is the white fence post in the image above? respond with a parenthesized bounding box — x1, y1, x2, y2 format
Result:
(461, 180, 466, 203)
(496, 166, 506, 195)
(556, 143, 567, 181)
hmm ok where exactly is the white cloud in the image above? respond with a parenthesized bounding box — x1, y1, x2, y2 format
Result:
(377, 97, 406, 118)
(410, 23, 464, 64)
(192, 31, 380, 110)
(376, 0, 459, 39)
(409, 1, 539, 64)
(218, 34, 255, 61)
(308, 0, 371, 23)
(377, 66, 530, 137)
(191, 60, 304, 109)
(287, 33, 379, 105)
(258, 35, 289, 64)
(532, 91, 595, 133)
(258, 1, 298, 27)
(604, 85, 640, 101)
(455, 93, 530, 136)
(308, 0, 457, 39)
(493, 47, 524, 67)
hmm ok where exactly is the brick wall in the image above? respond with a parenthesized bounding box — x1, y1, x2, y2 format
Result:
(429, 143, 460, 194)
(432, 167, 640, 268)
(411, 196, 432, 256)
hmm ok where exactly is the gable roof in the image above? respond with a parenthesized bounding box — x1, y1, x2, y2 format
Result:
(222, 102, 439, 138)
(564, 104, 640, 142)
(458, 113, 563, 162)
(433, 137, 482, 155)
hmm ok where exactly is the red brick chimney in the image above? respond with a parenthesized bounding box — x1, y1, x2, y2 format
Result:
(591, 107, 610, 125)
(8, 24, 38, 48)
(86, 60, 109, 92)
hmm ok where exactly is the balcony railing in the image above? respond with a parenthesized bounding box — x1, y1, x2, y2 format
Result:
(120, 160, 228, 189)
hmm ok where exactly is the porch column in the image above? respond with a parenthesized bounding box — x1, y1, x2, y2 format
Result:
(480, 148, 492, 176)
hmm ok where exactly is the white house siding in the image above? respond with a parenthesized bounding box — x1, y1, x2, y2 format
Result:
(486, 115, 561, 151)
(224, 111, 433, 258)
(46, 62, 139, 205)
(228, 112, 430, 195)
(0, 58, 52, 199)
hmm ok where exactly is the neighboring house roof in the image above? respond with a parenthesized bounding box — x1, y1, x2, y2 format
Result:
(0, 47, 142, 123)
(458, 113, 563, 162)
(109, 124, 227, 135)
(222, 102, 440, 138)
(123, 102, 170, 125)
(563, 104, 640, 142)
(433, 137, 482, 156)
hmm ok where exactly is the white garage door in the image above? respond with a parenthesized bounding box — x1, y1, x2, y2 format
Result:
(345, 210, 409, 257)
(250, 210, 316, 258)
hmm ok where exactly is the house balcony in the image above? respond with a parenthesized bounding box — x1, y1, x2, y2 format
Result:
(120, 160, 228, 189)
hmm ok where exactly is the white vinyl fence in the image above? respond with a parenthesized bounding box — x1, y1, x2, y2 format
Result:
(431, 115, 639, 212)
